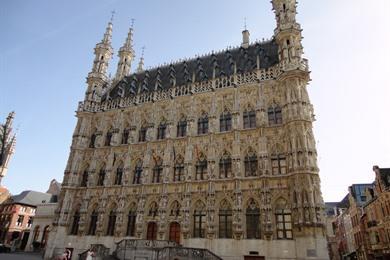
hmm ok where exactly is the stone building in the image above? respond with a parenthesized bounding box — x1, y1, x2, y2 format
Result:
(46, 0, 328, 259)
(363, 166, 390, 259)
(0, 190, 52, 250)
(25, 179, 61, 252)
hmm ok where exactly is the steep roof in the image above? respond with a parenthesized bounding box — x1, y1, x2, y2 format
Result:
(9, 190, 52, 207)
(379, 168, 390, 188)
(105, 40, 279, 100)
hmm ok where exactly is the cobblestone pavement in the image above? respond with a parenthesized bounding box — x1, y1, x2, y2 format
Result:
(0, 252, 43, 259)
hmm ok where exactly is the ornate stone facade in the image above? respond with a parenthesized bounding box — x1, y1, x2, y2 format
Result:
(46, 0, 329, 259)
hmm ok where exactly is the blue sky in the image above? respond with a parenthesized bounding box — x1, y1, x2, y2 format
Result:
(1, 0, 389, 201)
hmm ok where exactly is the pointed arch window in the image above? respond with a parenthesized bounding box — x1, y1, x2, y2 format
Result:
(81, 170, 89, 187)
(122, 129, 129, 144)
(268, 106, 282, 126)
(219, 154, 232, 179)
(177, 118, 187, 137)
(139, 127, 147, 142)
(198, 114, 209, 135)
(195, 158, 207, 180)
(243, 110, 256, 129)
(126, 208, 137, 237)
(106, 209, 117, 236)
(271, 154, 287, 175)
(246, 200, 260, 239)
(89, 133, 97, 148)
(70, 210, 80, 235)
(88, 209, 98, 235)
(133, 161, 142, 184)
(275, 200, 293, 239)
(157, 122, 167, 140)
(105, 130, 113, 146)
(152, 159, 163, 183)
(219, 201, 233, 238)
(193, 202, 206, 238)
(97, 167, 106, 186)
(114, 165, 123, 185)
(173, 157, 185, 182)
(220, 111, 232, 132)
(245, 153, 258, 177)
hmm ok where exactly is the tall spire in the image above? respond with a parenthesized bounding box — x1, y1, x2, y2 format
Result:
(85, 15, 114, 102)
(115, 19, 135, 81)
(137, 46, 145, 73)
(0, 112, 16, 186)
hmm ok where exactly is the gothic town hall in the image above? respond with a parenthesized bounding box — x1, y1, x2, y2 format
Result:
(46, 0, 329, 259)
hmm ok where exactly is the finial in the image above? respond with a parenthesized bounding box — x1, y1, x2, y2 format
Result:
(137, 46, 146, 73)
(110, 10, 116, 23)
(131, 18, 135, 29)
(244, 17, 247, 31)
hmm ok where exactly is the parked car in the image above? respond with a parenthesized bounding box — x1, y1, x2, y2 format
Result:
(0, 243, 11, 253)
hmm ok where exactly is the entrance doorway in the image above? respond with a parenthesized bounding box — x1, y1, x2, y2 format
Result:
(146, 222, 157, 240)
(169, 222, 180, 244)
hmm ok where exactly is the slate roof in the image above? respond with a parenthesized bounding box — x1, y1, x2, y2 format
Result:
(8, 190, 53, 207)
(378, 168, 390, 188)
(104, 40, 279, 101)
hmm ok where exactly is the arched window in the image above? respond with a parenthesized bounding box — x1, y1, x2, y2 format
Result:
(193, 201, 206, 238)
(220, 111, 232, 132)
(148, 202, 158, 218)
(80, 168, 89, 187)
(138, 126, 147, 142)
(105, 129, 113, 146)
(106, 209, 117, 236)
(157, 122, 167, 140)
(219, 200, 232, 238)
(173, 156, 184, 182)
(146, 222, 158, 240)
(271, 154, 287, 175)
(219, 153, 232, 178)
(246, 199, 260, 239)
(41, 225, 50, 248)
(268, 106, 282, 126)
(88, 209, 98, 235)
(198, 114, 209, 135)
(133, 160, 143, 184)
(169, 222, 181, 244)
(114, 164, 123, 185)
(177, 118, 187, 137)
(122, 129, 129, 144)
(243, 110, 256, 129)
(245, 153, 258, 177)
(33, 226, 40, 241)
(89, 132, 97, 148)
(275, 199, 293, 239)
(70, 210, 80, 235)
(195, 157, 207, 181)
(170, 201, 181, 217)
(126, 205, 137, 237)
(97, 165, 106, 186)
(152, 159, 163, 183)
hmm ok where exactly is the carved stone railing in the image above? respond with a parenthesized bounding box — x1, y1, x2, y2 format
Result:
(79, 244, 110, 260)
(77, 61, 308, 113)
(157, 246, 223, 260)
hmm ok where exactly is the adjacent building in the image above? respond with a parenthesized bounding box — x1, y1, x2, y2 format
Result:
(25, 179, 61, 252)
(0, 190, 52, 250)
(47, 0, 329, 259)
